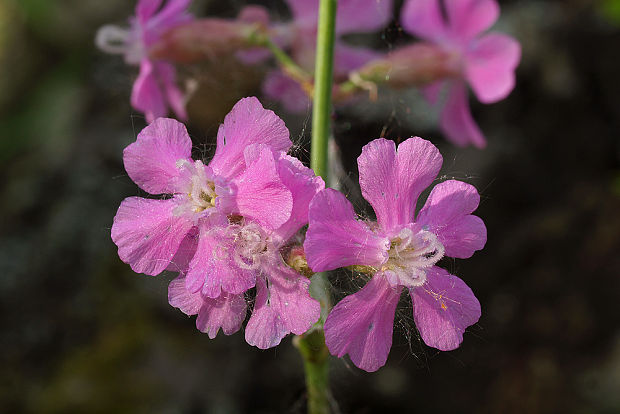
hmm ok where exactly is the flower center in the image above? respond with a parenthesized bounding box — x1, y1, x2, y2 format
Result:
(233, 222, 271, 270)
(188, 177, 217, 213)
(381, 227, 444, 287)
(174, 160, 220, 217)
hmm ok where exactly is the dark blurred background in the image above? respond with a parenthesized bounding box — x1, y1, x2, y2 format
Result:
(1, 0, 620, 413)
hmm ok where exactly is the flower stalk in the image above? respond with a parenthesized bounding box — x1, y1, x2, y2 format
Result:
(295, 1, 337, 413)
(310, 0, 336, 182)
(260, 37, 314, 95)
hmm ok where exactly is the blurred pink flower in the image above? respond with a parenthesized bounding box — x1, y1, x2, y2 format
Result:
(96, 0, 193, 122)
(304, 137, 486, 371)
(401, 0, 521, 147)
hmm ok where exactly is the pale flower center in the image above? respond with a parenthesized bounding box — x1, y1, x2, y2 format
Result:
(233, 222, 271, 270)
(382, 227, 445, 287)
(174, 159, 219, 216)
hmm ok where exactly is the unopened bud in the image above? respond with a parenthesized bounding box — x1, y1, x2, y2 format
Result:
(353, 43, 460, 89)
(286, 246, 314, 277)
(149, 18, 267, 63)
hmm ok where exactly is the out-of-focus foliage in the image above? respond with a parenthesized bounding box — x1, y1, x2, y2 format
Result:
(600, 0, 620, 24)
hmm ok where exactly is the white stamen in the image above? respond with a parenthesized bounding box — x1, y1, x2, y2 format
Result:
(173, 160, 219, 218)
(382, 228, 445, 287)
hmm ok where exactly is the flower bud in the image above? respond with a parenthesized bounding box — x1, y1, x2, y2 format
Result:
(149, 18, 267, 63)
(353, 43, 460, 88)
(286, 246, 313, 278)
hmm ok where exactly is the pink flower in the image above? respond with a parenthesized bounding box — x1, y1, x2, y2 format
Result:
(167, 150, 324, 347)
(239, 0, 393, 111)
(111, 97, 293, 278)
(111, 96, 324, 346)
(96, 0, 193, 122)
(304, 137, 486, 371)
(401, 0, 521, 147)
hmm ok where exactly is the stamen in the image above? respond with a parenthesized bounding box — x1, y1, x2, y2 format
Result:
(174, 160, 221, 216)
(232, 223, 270, 270)
(381, 228, 444, 287)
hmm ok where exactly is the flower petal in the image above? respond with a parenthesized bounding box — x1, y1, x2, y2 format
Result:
(401, 0, 446, 42)
(444, 0, 499, 41)
(153, 0, 191, 25)
(439, 80, 486, 148)
(465, 32, 521, 104)
(209, 97, 291, 180)
(304, 188, 389, 272)
(131, 59, 168, 123)
(220, 146, 293, 230)
(165, 227, 198, 272)
(196, 292, 247, 339)
(358, 137, 442, 233)
(245, 265, 320, 349)
(273, 153, 325, 241)
(336, 0, 394, 35)
(140, 0, 192, 47)
(168, 275, 203, 315)
(111, 196, 193, 276)
(262, 70, 310, 114)
(185, 223, 256, 297)
(422, 80, 444, 105)
(416, 180, 486, 258)
(123, 116, 192, 194)
(238, 5, 270, 26)
(136, 0, 163, 23)
(411, 267, 481, 351)
(156, 61, 188, 120)
(284, 0, 319, 30)
(334, 43, 381, 75)
(324, 274, 402, 372)
(245, 278, 288, 349)
(235, 6, 273, 64)
(268, 264, 320, 336)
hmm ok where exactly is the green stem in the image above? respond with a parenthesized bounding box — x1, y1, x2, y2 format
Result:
(294, 329, 330, 414)
(295, 1, 337, 414)
(310, 0, 337, 180)
(261, 37, 313, 92)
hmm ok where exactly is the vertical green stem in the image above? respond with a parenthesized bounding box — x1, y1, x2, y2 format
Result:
(294, 328, 330, 414)
(296, 1, 337, 414)
(310, 0, 337, 180)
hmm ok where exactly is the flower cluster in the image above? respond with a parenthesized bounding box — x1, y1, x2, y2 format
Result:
(104, 0, 500, 375)
(111, 97, 323, 348)
(111, 96, 486, 371)
(97, 0, 520, 148)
